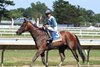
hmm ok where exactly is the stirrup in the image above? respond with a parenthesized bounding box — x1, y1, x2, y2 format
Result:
(48, 43, 52, 49)
(47, 37, 52, 41)
(47, 37, 53, 43)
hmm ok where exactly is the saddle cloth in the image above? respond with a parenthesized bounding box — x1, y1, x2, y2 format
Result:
(51, 31, 62, 42)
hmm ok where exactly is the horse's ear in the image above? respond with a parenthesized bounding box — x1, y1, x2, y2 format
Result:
(24, 18, 29, 23)
(24, 18, 27, 22)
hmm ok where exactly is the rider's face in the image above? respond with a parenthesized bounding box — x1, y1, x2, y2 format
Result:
(46, 14, 51, 18)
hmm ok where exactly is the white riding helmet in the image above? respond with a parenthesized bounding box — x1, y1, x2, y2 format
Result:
(45, 9, 52, 15)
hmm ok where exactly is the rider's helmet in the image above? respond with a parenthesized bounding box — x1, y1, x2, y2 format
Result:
(45, 9, 52, 15)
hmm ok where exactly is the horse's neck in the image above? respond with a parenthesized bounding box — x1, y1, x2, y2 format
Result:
(28, 25, 42, 41)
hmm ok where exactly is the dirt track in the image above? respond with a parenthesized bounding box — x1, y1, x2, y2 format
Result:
(26, 65, 100, 67)
(22, 65, 99, 67)
(3, 65, 100, 67)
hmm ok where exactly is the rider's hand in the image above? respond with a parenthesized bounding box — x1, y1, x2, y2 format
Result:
(44, 24, 49, 28)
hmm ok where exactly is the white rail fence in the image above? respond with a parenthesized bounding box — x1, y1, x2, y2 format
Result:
(0, 25, 100, 38)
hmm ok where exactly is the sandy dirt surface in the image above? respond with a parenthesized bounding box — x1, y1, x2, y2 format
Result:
(2, 65, 100, 67)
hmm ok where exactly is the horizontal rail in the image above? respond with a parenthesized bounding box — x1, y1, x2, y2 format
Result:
(0, 26, 100, 38)
(0, 31, 100, 38)
(0, 44, 99, 50)
(0, 38, 100, 50)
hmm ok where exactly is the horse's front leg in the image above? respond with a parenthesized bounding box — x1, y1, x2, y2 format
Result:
(41, 50, 49, 67)
(41, 51, 46, 66)
(30, 49, 44, 67)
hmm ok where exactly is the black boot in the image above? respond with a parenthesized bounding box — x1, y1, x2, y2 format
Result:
(45, 28, 53, 42)
(45, 28, 53, 48)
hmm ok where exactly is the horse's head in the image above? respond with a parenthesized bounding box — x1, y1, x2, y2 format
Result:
(16, 19, 30, 35)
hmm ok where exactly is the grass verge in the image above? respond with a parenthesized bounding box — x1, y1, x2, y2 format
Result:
(0, 50, 99, 66)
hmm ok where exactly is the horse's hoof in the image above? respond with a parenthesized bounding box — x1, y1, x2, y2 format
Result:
(57, 65, 61, 67)
(30, 65, 32, 67)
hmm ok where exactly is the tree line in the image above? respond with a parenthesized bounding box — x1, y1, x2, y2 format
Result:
(0, 0, 100, 26)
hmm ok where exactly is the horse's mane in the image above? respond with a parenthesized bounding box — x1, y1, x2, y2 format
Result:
(29, 21, 44, 31)
(23, 18, 44, 31)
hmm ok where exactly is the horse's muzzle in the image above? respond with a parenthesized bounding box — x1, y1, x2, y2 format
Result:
(16, 31, 21, 35)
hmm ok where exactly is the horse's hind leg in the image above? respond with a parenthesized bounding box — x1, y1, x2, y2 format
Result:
(58, 46, 66, 67)
(71, 49, 80, 67)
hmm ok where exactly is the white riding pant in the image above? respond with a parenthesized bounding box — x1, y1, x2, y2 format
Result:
(48, 26, 57, 32)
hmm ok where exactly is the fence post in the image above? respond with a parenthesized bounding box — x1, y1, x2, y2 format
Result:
(1, 48, 5, 67)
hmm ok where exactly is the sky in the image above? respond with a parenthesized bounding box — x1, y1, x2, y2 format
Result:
(7, 0, 100, 14)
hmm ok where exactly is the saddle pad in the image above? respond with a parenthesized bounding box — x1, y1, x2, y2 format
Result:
(51, 31, 62, 42)
(53, 38, 62, 42)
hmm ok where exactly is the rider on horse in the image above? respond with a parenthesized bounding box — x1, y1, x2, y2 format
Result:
(44, 9, 58, 43)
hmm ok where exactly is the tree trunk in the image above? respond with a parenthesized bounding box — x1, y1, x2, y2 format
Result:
(0, 16, 2, 23)
(0, 12, 3, 23)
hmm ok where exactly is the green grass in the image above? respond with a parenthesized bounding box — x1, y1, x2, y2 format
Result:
(0, 50, 100, 66)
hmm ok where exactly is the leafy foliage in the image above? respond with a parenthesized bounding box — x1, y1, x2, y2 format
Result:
(53, 0, 99, 26)
(9, 1, 48, 24)
(0, 0, 15, 21)
(53, 0, 79, 24)
(10, 8, 24, 19)
(0, 0, 14, 8)
(23, 2, 47, 19)
(1, 0, 100, 26)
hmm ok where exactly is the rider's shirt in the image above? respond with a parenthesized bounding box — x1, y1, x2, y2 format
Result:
(48, 16, 57, 28)
(47, 16, 60, 40)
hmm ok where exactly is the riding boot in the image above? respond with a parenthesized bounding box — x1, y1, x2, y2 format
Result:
(45, 28, 53, 42)
(46, 31, 52, 49)
(45, 28, 53, 49)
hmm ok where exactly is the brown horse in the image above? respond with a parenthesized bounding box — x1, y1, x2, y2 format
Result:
(16, 19, 86, 67)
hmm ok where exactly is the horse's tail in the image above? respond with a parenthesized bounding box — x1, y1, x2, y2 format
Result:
(75, 35, 86, 63)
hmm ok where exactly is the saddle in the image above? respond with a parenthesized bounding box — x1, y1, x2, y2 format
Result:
(43, 26, 62, 48)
